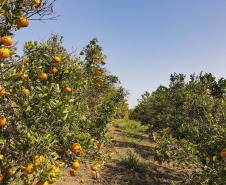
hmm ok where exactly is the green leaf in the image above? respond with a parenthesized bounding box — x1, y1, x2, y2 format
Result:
(26, 106, 31, 111)
(206, 157, 210, 165)
(63, 113, 68, 120)
(11, 102, 19, 107)
(10, 68, 16, 75)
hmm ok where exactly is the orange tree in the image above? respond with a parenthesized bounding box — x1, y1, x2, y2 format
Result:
(0, 1, 58, 184)
(80, 38, 129, 138)
(1, 34, 127, 184)
(0, 1, 128, 184)
(130, 72, 226, 184)
(112, 87, 129, 119)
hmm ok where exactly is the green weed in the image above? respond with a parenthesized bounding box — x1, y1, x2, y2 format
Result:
(121, 154, 146, 172)
(121, 119, 147, 133)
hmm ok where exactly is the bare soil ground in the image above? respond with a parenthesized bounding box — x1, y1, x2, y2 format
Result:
(11, 119, 185, 185)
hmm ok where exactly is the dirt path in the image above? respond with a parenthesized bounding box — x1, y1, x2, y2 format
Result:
(50, 119, 183, 185)
(100, 120, 182, 185)
(12, 119, 184, 185)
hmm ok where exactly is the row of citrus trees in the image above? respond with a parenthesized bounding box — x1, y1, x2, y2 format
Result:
(0, 1, 128, 184)
(129, 72, 226, 184)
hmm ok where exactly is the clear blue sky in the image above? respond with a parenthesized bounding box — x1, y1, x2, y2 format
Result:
(14, 0, 226, 109)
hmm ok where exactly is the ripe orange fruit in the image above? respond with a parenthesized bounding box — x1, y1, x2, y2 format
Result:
(221, 151, 226, 158)
(91, 166, 98, 171)
(7, 169, 16, 177)
(35, 0, 40, 5)
(70, 169, 77, 176)
(0, 115, 6, 126)
(22, 88, 30, 96)
(97, 143, 103, 149)
(39, 73, 48, 80)
(0, 174, 3, 182)
(99, 79, 103, 83)
(0, 85, 5, 96)
(80, 52, 84, 55)
(71, 143, 81, 153)
(72, 162, 79, 170)
(53, 57, 60, 63)
(48, 177, 56, 184)
(36, 181, 49, 185)
(95, 56, 100, 60)
(206, 91, 210, 95)
(17, 17, 29, 28)
(1, 36, 13, 46)
(101, 161, 105, 166)
(0, 47, 10, 58)
(101, 60, 106, 65)
(35, 0, 42, 8)
(49, 67, 57, 74)
(25, 163, 34, 174)
(96, 84, 100, 87)
(64, 87, 71, 93)
(22, 88, 30, 95)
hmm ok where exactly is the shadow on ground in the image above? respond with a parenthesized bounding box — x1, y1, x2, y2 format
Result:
(105, 123, 185, 185)
(102, 157, 184, 185)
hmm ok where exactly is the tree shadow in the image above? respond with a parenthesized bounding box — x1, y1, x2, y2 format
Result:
(116, 140, 156, 159)
(102, 158, 184, 185)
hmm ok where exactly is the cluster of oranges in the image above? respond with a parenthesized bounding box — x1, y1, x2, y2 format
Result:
(0, 3, 112, 184)
(0, 55, 72, 130)
(0, 36, 13, 59)
(39, 56, 71, 93)
(0, 36, 13, 127)
(0, 10, 33, 127)
(68, 142, 105, 178)
(0, 155, 57, 184)
(0, 0, 43, 58)
(89, 55, 107, 88)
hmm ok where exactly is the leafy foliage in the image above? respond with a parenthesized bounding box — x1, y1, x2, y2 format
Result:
(130, 72, 226, 184)
(0, 1, 128, 184)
